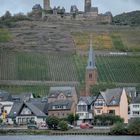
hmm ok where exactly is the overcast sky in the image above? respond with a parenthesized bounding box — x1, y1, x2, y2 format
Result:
(0, 0, 140, 16)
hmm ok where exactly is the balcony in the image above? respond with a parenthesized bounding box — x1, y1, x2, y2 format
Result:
(77, 112, 93, 120)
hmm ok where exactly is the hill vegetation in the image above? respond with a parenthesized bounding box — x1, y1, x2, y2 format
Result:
(0, 51, 140, 83)
(113, 11, 140, 26)
(72, 30, 140, 52)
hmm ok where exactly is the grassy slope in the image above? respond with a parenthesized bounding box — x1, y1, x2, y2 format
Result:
(0, 28, 11, 42)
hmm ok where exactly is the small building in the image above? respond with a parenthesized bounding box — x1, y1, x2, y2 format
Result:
(48, 86, 78, 118)
(8, 98, 47, 125)
(129, 97, 140, 120)
(93, 88, 128, 123)
(76, 96, 96, 125)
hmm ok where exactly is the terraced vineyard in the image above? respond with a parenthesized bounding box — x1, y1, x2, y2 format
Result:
(0, 51, 140, 83)
(72, 30, 140, 52)
(0, 85, 49, 97)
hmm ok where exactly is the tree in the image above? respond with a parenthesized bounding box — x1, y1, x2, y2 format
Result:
(127, 118, 140, 135)
(46, 116, 59, 130)
(90, 83, 116, 96)
(67, 113, 79, 125)
(3, 11, 12, 19)
(110, 122, 127, 135)
(58, 120, 68, 131)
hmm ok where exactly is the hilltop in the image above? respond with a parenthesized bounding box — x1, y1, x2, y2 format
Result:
(113, 11, 140, 26)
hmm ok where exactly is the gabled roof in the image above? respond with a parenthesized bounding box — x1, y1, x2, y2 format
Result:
(131, 97, 140, 104)
(100, 88, 123, 106)
(48, 87, 75, 98)
(8, 98, 47, 118)
(25, 102, 46, 117)
(0, 90, 12, 101)
(12, 92, 33, 101)
(48, 100, 73, 110)
(79, 96, 96, 105)
(124, 87, 136, 98)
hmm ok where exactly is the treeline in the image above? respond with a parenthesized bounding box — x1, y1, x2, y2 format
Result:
(0, 11, 31, 28)
(112, 11, 140, 26)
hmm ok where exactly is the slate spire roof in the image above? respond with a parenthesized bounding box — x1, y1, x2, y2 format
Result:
(86, 35, 96, 70)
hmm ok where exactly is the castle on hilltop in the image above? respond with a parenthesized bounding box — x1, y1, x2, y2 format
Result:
(31, 0, 112, 23)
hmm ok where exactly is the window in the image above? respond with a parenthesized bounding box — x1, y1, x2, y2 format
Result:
(97, 110, 101, 113)
(108, 110, 115, 115)
(133, 111, 140, 115)
(89, 73, 92, 79)
(60, 95, 64, 99)
(133, 105, 139, 108)
(78, 105, 87, 112)
(90, 61, 92, 66)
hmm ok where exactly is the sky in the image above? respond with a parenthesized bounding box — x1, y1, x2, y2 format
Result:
(0, 0, 140, 16)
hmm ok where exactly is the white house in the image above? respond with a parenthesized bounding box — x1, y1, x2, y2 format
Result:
(129, 97, 140, 120)
(8, 98, 48, 125)
(76, 96, 96, 125)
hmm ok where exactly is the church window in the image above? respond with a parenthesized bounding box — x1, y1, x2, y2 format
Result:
(90, 61, 92, 66)
(89, 73, 92, 79)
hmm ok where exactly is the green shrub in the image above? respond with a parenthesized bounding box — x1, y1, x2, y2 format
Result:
(94, 115, 124, 126)
(46, 116, 59, 130)
(58, 121, 68, 131)
(127, 118, 140, 135)
(110, 122, 127, 135)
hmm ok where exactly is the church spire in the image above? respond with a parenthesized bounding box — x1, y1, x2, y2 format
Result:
(86, 34, 96, 69)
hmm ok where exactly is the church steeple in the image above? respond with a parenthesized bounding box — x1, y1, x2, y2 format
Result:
(85, 34, 97, 96)
(86, 36, 96, 70)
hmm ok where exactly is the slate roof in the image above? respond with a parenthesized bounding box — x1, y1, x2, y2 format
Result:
(86, 38, 96, 70)
(124, 87, 136, 98)
(12, 92, 33, 101)
(48, 100, 73, 110)
(131, 97, 140, 104)
(79, 96, 96, 105)
(48, 87, 75, 98)
(0, 90, 12, 101)
(8, 98, 47, 118)
(32, 4, 42, 10)
(100, 88, 123, 106)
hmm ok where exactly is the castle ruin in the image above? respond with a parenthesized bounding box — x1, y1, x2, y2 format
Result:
(42, 0, 112, 23)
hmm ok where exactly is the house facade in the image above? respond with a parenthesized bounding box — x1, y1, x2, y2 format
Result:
(129, 97, 140, 120)
(48, 87, 77, 118)
(93, 88, 128, 123)
(8, 98, 47, 125)
(76, 96, 96, 125)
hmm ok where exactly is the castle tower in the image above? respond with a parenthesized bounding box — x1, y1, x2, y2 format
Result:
(85, 0, 91, 13)
(85, 36, 97, 96)
(44, 0, 50, 10)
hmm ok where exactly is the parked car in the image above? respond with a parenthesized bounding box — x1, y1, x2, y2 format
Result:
(80, 123, 93, 129)
(68, 124, 74, 129)
(27, 124, 39, 129)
